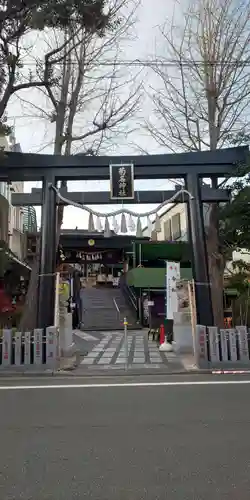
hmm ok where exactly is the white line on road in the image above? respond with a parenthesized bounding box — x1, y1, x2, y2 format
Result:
(0, 379, 250, 390)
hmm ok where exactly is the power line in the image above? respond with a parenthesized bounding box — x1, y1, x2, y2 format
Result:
(9, 58, 250, 68)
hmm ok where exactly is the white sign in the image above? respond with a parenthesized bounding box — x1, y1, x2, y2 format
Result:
(166, 261, 180, 319)
(148, 301, 154, 306)
(113, 277, 119, 287)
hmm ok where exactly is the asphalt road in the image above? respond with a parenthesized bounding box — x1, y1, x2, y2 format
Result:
(0, 375, 250, 499)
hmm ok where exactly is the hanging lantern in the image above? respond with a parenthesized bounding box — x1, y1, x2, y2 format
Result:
(136, 217, 142, 238)
(88, 212, 95, 232)
(120, 213, 127, 233)
(154, 213, 161, 232)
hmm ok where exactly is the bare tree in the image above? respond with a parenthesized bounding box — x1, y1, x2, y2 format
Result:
(18, 0, 142, 330)
(144, 0, 250, 326)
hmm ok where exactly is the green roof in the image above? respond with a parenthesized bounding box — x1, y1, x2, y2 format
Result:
(134, 241, 191, 263)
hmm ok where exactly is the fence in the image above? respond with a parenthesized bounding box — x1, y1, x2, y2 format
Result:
(195, 325, 250, 369)
(0, 326, 59, 370)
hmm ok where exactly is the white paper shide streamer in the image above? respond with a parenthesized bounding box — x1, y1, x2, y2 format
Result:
(96, 215, 103, 232)
(147, 216, 153, 236)
(120, 213, 127, 233)
(52, 186, 194, 237)
(112, 215, 119, 233)
(127, 214, 136, 232)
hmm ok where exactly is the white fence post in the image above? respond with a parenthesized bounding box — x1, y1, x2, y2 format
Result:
(228, 329, 237, 362)
(220, 329, 228, 361)
(14, 331, 22, 366)
(195, 325, 208, 367)
(34, 328, 43, 365)
(236, 326, 249, 362)
(2, 329, 11, 366)
(46, 326, 58, 368)
(24, 332, 31, 366)
(207, 327, 220, 362)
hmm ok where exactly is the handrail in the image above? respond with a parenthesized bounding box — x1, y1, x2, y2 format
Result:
(120, 278, 137, 312)
(113, 297, 120, 314)
(126, 288, 137, 310)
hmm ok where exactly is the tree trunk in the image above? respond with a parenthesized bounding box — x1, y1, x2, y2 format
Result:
(18, 204, 64, 331)
(18, 239, 40, 331)
(206, 204, 225, 327)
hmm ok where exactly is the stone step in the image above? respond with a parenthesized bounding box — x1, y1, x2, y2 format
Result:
(80, 286, 138, 331)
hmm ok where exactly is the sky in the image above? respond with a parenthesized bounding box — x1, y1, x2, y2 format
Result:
(7, 0, 178, 231)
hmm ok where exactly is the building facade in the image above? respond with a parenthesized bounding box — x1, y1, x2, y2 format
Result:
(0, 135, 26, 261)
(23, 206, 37, 233)
(142, 202, 211, 242)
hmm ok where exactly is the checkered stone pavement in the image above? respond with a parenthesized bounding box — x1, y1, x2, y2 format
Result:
(77, 331, 183, 369)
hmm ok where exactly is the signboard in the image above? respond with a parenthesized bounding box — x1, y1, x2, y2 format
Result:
(110, 163, 134, 200)
(165, 261, 180, 319)
(62, 250, 122, 264)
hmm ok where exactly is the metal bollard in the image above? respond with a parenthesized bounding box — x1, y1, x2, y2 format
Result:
(124, 317, 128, 371)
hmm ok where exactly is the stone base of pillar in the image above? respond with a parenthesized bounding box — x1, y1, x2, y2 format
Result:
(59, 311, 77, 357)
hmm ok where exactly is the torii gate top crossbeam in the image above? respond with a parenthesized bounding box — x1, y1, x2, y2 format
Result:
(0, 146, 248, 182)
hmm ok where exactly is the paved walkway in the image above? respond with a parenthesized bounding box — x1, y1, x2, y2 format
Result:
(74, 330, 185, 371)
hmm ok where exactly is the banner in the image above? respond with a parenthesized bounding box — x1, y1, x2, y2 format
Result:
(166, 261, 180, 319)
(110, 163, 134, 200)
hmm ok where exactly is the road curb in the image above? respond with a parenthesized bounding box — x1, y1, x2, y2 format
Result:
(53, 368, 212, 377)
(1, 368, 248, 378)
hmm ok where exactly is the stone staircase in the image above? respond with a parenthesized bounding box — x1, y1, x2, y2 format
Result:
(80, 286, 139, 331)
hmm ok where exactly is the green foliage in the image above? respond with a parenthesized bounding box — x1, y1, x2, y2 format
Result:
(226, 260, 250, 294)
(219, 132, 250, 254)
(1, 0, 111, 34)
(0, 120, 12, 136)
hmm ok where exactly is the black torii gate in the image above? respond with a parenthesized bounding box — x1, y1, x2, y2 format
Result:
(3, 146, 248, 329)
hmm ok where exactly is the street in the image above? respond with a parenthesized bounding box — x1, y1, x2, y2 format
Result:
(0, 376, 250, 499)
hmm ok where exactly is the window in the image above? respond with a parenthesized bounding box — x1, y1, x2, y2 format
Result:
(171, 213, 181, 240)
(164, 219, 172, 240)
